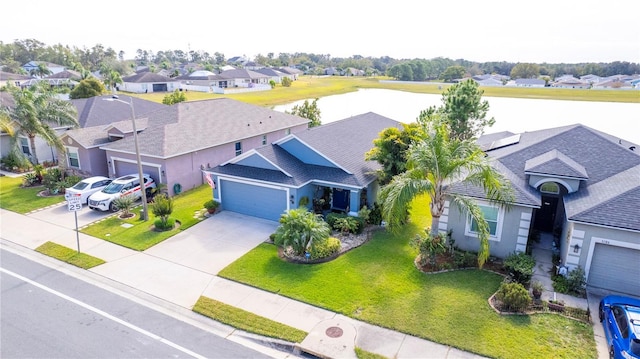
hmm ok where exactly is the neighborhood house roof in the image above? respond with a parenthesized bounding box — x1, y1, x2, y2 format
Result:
(99, 98, 310, 158)
(212, 112, 403, 189)
(457, 124, 640, 232)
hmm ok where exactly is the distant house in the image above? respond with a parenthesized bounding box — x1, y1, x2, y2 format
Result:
(592, 80, 633, 89)
(176, 69, 271, 93)
(551, 77, 589, 88)
(512, 78, 546, 87)
(254, 67, 288, 83)
(276, 67, 303, 80)
(60, 97, 310, 196)
(21, 61, 65, 77)
(0, 71, 33, 88)
(120, 71, 179, 93)
(442, 124, 640, 296)
(205, 113, 403, 221)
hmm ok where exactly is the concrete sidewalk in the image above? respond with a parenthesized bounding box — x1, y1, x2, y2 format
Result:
(0, 207, 487, 358)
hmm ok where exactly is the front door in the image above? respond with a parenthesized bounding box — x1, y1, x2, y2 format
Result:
(533, 195, 558, 232)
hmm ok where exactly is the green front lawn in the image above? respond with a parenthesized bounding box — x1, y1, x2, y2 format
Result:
(81, 185, 212, 251)
(218, 197, 596, 359)
(0, 176, 66, 213)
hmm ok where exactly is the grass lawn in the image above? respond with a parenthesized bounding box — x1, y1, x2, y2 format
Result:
(80, 185, 212, 251)
(137, 76, 639, 106)
(0, 176, 66, 213)
(35, 241, 105, 269)
(218, 196, 596, 359)
(193, 296, 307, 343)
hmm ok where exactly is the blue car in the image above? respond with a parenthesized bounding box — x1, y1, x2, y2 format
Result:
(599, 295, 640, 359)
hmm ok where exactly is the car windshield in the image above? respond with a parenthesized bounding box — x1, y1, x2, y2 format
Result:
(72, 181, 89, 190)
(102, 182, 124, 194)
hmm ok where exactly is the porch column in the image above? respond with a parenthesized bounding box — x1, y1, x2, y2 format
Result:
(348, 190, 360, 217)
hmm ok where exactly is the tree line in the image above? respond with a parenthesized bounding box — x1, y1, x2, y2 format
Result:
(1, 38, 638, 81)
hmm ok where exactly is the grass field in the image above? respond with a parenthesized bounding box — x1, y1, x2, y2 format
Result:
(137, 76, 639, 107)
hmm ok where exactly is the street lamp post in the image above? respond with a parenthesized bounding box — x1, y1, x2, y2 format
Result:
(106, 95, 148, 221)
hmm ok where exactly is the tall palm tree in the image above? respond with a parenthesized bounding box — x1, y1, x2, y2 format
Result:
(1, 82, 79, 165)
(379, 118, 514, 267)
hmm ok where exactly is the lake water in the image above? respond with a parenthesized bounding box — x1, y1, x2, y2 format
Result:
(274, 89, 640, 145)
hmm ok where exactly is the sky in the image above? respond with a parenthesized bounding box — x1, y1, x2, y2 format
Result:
(2, 0, 639, 64)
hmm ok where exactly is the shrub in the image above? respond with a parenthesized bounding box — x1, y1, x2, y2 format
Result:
(204, 199, 219, 211)
(503, 252, 535, 285)
(453, 250, 478, 268)
(42, 167, 63, 193)
(274, 208, 331, 256)
(152, 194, 174, 228)
(22, 172, 39, 187)
(566, 266, 586, 294)
(369, 202, 383, 225)
(298, 196, 309, 207)
(326, 212, 365, 234)
(495, 281, 532, 312)
(112, 194, 136, 215)
(1, 152, 31, 171)
(412, 229, 447, 267)
(154, 217, 175, 231)
(333, 216, 359, 234)
(358, 206, 371, 224)
(309, 236, 341, 260)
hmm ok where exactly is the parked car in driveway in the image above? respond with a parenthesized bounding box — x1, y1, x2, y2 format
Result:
(599, 295, 640, 359)
(65, 176, 113, 204)
(88, 174, 156, 212)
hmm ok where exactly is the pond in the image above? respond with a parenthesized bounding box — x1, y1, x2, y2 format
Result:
(274, 88, 640, 145)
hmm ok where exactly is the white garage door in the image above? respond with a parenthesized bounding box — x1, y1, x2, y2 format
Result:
(114, 161, 159, 182)
(588, 243, 640, 296)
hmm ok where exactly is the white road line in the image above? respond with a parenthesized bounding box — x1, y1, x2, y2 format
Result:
(0, 267, 207, 359)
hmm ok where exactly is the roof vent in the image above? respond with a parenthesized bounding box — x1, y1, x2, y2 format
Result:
(630, 146, 636, 151)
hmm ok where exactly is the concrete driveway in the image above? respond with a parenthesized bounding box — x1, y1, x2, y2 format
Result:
(145, 210, 278, 275)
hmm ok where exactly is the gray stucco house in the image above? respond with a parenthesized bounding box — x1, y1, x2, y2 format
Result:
(204, 112, 403, 221)
(443, 124, 639, 296)
(61, 96, 310, 196)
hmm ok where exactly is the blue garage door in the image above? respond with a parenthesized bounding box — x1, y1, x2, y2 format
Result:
(221, 180, 287, 221)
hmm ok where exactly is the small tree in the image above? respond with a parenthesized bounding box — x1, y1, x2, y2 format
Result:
(274, 208, 330, 256)
(162, 90, 187, 105)
(281, 77, 292, 87)
(69, 78, 106, 99)
(287, 98, 321, 127)
(152, 194, 174, 229)
(112, 195, 136, 216)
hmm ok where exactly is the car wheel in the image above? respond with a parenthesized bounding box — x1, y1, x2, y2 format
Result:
(145, 188, 153, 199)
(609, 346, 614, 359)
(109, 202, 118, 212)
(599, 302, 604, 322)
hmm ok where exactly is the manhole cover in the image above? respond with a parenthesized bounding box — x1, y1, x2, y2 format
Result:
(325, 326, 343, 338)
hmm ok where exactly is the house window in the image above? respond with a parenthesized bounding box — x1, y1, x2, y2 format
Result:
(540, 182, 560, 194)
(19, 137, 30, 155)
(67, 147, 79, 168)
(235, 142, 242, 156)
(262, 135, 267, 146)
(465, 204, 502, 239)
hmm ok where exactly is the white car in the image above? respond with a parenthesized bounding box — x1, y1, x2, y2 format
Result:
(88, 174, 156, 212)
(65, 176, 113, 204)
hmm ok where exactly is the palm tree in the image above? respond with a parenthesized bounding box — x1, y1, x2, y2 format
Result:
(1, 82, 79, 165)
(379, 118, 514, 267)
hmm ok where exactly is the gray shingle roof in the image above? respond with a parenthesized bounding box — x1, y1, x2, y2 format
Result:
(524, 149, 588, 179)
(122, 72, 177, 83)
(484, 124, 640, 231)
(100, 98, 310, 158)
(212, 112, 403, 189)
(71, 95, 167, 128)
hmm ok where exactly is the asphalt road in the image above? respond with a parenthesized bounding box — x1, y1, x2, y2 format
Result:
(0, 247, 274, 359)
